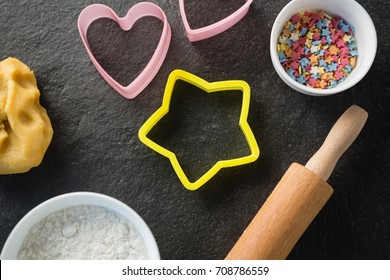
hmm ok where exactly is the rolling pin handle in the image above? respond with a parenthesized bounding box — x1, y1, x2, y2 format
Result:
(305, 105, 368, 181)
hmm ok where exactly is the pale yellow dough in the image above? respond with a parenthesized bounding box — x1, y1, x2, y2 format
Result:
(0, 57, 53, 174)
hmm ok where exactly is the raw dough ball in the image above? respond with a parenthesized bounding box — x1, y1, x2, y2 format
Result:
(0, 57, 53, 174)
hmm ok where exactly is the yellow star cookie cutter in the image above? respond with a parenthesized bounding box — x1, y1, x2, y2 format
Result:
(138, 70, 260, 190)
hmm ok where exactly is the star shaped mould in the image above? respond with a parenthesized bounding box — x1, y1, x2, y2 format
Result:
(138, 70, 260, 190)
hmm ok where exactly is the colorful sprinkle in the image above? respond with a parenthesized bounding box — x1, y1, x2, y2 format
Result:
(277, 11, 358, 89)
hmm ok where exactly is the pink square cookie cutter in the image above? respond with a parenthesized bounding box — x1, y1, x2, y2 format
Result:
(179, 0, 253, 42)
(78, 2, 171, 99)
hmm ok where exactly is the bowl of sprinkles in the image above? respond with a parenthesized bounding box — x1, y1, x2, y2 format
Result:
(270, 0, 377, 96)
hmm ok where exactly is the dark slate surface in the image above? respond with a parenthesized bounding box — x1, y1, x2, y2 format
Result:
(0, 0, 389, 259)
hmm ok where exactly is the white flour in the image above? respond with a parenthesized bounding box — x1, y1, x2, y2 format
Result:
(17, 205, 148, 260)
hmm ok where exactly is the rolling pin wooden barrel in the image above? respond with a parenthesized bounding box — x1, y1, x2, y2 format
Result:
(226, 105, 368, 260)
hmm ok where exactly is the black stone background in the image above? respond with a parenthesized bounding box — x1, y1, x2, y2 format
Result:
(0, 0, 389, 259)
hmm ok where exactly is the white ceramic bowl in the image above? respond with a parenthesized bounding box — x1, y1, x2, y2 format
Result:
(0, 192, 160, 260)
(270, 0, 377, 96)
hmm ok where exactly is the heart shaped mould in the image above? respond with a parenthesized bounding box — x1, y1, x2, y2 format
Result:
(78, 3, 171, 99)
(179, 0, 253, 42)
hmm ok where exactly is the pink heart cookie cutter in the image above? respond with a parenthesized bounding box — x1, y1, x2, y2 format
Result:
(179, 0, 253, 42)
(78, 2, 171, 99)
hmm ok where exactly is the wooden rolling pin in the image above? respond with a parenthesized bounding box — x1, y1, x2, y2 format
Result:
(226, 105, 368, 260)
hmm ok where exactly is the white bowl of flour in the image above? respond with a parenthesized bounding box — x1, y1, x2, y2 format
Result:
(0, 192, 160, 260)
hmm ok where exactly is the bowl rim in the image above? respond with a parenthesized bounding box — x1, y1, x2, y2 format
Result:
(270, 0, 377, 96)
(0, 191, 160, 260)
